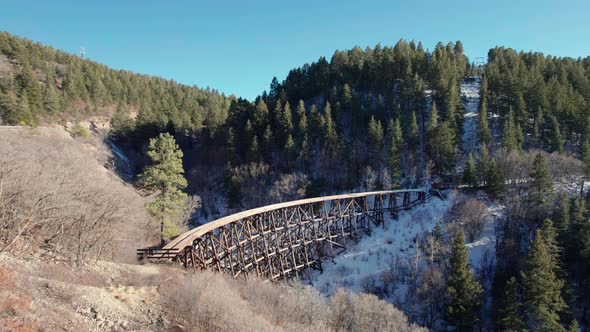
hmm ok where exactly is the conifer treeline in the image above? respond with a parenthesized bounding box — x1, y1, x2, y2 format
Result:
(0, 31, 231, 132)
(225, 40, 471, 191)
(481, 47, 590, 154)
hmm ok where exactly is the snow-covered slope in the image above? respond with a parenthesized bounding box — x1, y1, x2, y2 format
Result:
(310, 190, 501, 318)
(461, 78, 481, 159)
(310, 195, 451, 295)
(107, 138, 135, 182)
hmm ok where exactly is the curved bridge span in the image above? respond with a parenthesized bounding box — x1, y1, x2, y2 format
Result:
(138, 188, 441, 282)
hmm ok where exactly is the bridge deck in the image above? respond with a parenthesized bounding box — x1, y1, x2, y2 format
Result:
(163, 188, 427, 251)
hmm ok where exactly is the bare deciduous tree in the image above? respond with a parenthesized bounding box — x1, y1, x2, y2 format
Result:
(445, 197, 489, 242)
(267, 172, 310, 203)
(0, 129, 154, 264)
(416, 265, 446, 328)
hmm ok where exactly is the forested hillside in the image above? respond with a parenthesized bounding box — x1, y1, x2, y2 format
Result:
(3, 30, 590, 217)
(0, 31, 231, 132)
(482, 47, 590, 153)
(225, 40, 472, 192)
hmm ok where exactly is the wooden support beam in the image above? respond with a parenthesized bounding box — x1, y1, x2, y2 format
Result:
(139, 188, 433, 282)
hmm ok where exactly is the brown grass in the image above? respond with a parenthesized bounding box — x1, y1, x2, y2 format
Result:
(157, 268, 425, 332)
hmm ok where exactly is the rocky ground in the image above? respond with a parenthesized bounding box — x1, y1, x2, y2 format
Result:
(0, 254, 177, 331)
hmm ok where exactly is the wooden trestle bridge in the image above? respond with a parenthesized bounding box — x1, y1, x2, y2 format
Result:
(138, 188, 442, 282)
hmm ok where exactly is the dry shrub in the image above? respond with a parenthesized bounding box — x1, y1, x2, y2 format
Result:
(158, 269, 276, 331)
(360, 274, 380, 296)
(494, 148, 583, 188)
(267, 172, 309, 204)
(237, 280, 327, 330)
(69, 122, 90, 138)
(445, 197, 489, 242)
(227, 163, 310, 210)
(0, 129, 154, 264)
(360, 166, 378, 191)
(158, 268, 424, 332)
(329, 290, 426, 332)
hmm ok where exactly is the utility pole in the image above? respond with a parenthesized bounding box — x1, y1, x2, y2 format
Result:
(475, 57, 485, 67)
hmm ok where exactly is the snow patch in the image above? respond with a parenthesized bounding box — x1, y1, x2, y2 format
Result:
(310, 191, 502, 317)
(460, 79, 481, 159)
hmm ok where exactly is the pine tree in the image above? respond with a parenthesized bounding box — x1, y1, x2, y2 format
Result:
(540, 219, 561, 275)
(568, 320, 581, 332)
(516, 123, 524, 150)
(502, 109, 519, 151)
(581, 139, 590, 177)
(497, 276, 525, 331)
(341, 83, 352, 106)
(533, 106, 544, 143)
(554, 194, 570, 245)
(17, 64, 42, 113)
(445, 230, 483, 331)
(409, 111, 419, 147)
(433, 221, 442, 241)
(17, 93, 34, 125)
(529, 153, 553, 205)
(247, 136, 260, 162)
(284, 134, 295, 161)
(388, 128, 401, 188)
(549, 116, 565, 153)
(386, 118, 396, 144)
(310, 104, 324, 135)
(0, 91, 19, 124)
(274, 100, 284, 129)
(583, 116, 590, 146)
(427, 121, 456, 177)
(140, 133, 188, 243)
(464, 153, 477, 187)
(43, 78, 60, 114)
(223, 164, 241, 209)
(515, 92, 529, 126)
(428, 100, 438, 133)
(368, 115, 384, 151)
(477, 144, 490, 185)
(244, 118, 254, 140)
(570, 197, 586, 224)
(297, 100, 308, 142)
(446, 83, 460, 134)
(478, 96, 492, 145)
(225, 127, 237, 163)
(487, 158, 504, 198)
(277, 100, 294, 145)
(298, 133, 310, 167)
(393, 118, 403, 148)
(110, 103, 134, 136)
(521, 231, 566, 332)
(262, 125, 273, 160)
(323, 101, 338, 147)
(253, 98, 269, 133)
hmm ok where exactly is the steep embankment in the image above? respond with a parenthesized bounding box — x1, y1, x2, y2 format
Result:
(460, 77, 481, 157)
(310, 189, 503, 328)
(0, 126, 156, 262)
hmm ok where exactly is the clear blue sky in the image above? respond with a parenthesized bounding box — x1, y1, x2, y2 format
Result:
(2, 0, 589, 100)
